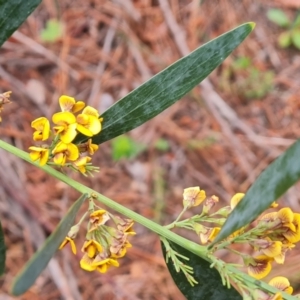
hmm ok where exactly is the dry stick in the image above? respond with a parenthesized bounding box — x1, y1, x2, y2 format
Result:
(12, 31, 80, 81)
(113, 0, 141, 21)
(88, 20, 117, 107)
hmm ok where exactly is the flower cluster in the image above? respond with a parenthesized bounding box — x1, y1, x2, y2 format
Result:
(59, 196, 135, 274)
(29, 95, 102, 175)
(0, 91, 12, 122)
(165, 187, 299, 299)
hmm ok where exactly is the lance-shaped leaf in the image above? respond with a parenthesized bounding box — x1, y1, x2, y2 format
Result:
(213, 139, 300, 245)
(0, 219, 6, 275)
(0, 0, 42, 48)
(88, 22, 254, 145)
(161, 241, 241, 300)
(11, 193, 88, 296)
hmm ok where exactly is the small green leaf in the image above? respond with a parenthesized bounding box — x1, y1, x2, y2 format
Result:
(40, 19, 63, 42)
(267, 9, 290, 28)
(11, 193, 88, 296)
(154, 138, 170, 151)
(161, 241, 241, 300)
(291, 29, 300, 49)
(0, 219, 6, 275)
(232, 56, 251, 69)
(278, 31, 292, 48)
(213, 139, 300, 245)
(88, 23, 254, 145)
(0, 0, 42, 48)
(111, 135, 146, 161)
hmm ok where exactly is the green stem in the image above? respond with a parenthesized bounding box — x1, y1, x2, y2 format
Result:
(2, 140, 297, 300)
(0, 140, 208, 259)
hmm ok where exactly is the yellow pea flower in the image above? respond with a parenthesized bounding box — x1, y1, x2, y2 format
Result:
(247, 255, 273, 279)
(31, 117, 50, 141)
(73, 156, 91, 174)
(59, 237, 77, 254)
(28, 146, 49, 166)
(59, 95, 85, 113)
(92, 255, 119, 273)
(269, 276, 293, 295)
(76, 106, 102, 137)
(52, 111, 78, 144)
(183, 187, 206, 208)
(52, 141, 79, 165)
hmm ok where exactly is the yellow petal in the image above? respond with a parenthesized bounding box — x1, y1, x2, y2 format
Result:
(80, 253, 97, 271)
(230, 193, 245, 210)
(87, 116, 101, 135)
(269, 276, 293, 295)
(39, 150, 49, 166)
(52, 111, 76, 125)
(76, 124, 93, 136)
(66, 143, 79, 161)
(59, 123, 78, 144)
(82, 106, 99, 117)
(59, 95, 75, 112)
(248, 256, 272, 279)
(278, 207, 294, 224)
(72, 101, 85, 113)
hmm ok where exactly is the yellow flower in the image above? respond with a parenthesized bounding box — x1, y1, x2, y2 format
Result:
(59, 95, 85, 113)
(269, 276, 293, 295)
(183, 187, 206, 208)
(89, 209, 110, 232)
(78, 139, 99, 155)
(92, 255, 119, 273)
(81, 240, 103, 258)
(80, 240, 103, 271)
(76, 106, 102, 137)
(115, 216, 136, 235)
(52, 141, 79, 165)
(274, 242, 295, 264)
(193, 223, 221, 244)
(73, 156, 92, 174)
(230, 193, 245, 210)
(28, 146, 49, 166)
(59, 237, 77, 254)
(202, 195, 219, 214)
(247, 255, 273, 279)
(80, 254, 97, 272)
(52, 111, 78, 143)
(282, 213, 300, 244)
(253, 238, 282, 258)
(110, 239, 132, 258)
(31, 117, 50, 141)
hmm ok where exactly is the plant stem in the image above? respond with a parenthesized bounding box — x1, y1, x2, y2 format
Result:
(0, 140, 208, 259)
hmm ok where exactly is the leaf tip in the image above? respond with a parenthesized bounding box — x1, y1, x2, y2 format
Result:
(249, 22, 256, 30)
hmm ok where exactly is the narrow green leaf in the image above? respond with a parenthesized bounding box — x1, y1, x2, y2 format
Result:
(11, 193, 88, 296)
(89, 23, 254, 145)
(213, 139, 300, 245)
(0, 0, 42, 48)
(161, 241, 241, 300)
(0, 219, 6, 275)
